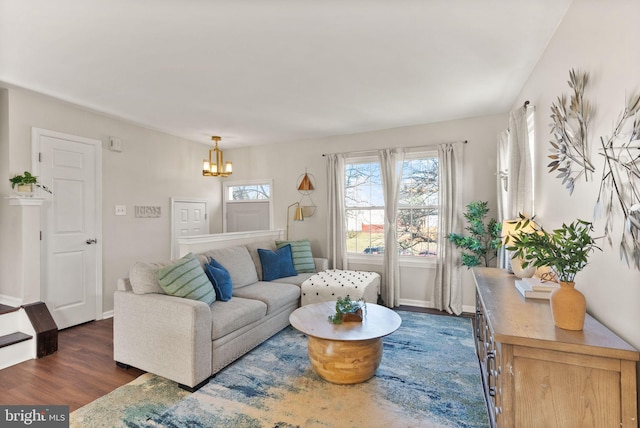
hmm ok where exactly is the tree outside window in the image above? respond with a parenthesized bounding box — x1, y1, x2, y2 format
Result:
(228, 184, 270, 200)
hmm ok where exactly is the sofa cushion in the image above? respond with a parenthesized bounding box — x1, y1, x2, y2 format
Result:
(258, 244, 297, 281)
(271, 272, 317, 286)
(210, 297, 267, 340)
(156, 253, 216, 305)
(232, 282, 301, 315)
(129, 261, 172, 294)
(245, 241, 276, 280)
(204, 246, 259, 289)
(276, 239, 316, 273)
(204, 258, 233, 301)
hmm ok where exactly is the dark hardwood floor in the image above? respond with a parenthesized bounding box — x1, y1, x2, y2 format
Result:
(1, 306, 467, 412)
(0, 318, 143, 411)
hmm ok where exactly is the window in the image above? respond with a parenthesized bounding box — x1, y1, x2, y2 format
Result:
(227, 183, 270, 201)
(398, 155, 439, 256)
(345, 160, 384, 254)
(223, 180, 273, 232)
(345, 152, 439, 257)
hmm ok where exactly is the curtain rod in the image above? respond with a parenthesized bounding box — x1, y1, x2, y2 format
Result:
(321, 140, 467, 157)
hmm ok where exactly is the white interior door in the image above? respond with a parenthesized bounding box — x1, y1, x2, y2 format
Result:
(171, 199, 209, 259)
(34, 128, 102, 330)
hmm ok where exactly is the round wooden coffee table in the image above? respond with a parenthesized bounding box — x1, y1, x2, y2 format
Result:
(289, 301, 401, 384)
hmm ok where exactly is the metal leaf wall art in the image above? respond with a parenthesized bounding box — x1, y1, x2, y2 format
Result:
(595, 94, 640, 269)
(548, 69, 595, 194)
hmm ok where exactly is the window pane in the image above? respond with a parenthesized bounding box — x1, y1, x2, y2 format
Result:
(397, 208, 438, 256)
(399, 157, 438, 206)
(345, 162, 383, 207)
(228, 185, 270, 201)
(345, 209, 385, 254)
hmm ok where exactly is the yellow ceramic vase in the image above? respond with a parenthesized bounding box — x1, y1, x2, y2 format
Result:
(550, 281, 586, 331)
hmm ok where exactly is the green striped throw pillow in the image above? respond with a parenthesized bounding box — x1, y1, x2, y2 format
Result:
(275, 239, 316, 273)
(156, 253, 216, 305)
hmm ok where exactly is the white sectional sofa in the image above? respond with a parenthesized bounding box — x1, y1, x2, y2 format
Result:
(113, 230, 327, 391)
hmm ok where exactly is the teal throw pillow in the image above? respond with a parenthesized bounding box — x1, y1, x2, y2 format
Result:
(275, 239, 316, 273)
(258, 244, 297, 281)
(204, 258, 233, 301)
(156, 253, 216, 305)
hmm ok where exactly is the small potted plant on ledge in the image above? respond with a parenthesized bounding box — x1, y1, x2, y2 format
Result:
(328, 295, 366, 324)
(505, 215, 601, 330)
(9, 171, 52, 196)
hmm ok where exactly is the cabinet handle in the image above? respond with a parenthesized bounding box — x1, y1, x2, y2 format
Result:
(489, 387, 497, 397)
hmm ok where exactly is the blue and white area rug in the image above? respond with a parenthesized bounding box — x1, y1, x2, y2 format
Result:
(71, 311, 489, 428)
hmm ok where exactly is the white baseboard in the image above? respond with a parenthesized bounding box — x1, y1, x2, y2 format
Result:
(0, 294, 22, 308)
(462, 304, 475, 315)
(102, 310, 114, 319)
(398, 298, 432, 308)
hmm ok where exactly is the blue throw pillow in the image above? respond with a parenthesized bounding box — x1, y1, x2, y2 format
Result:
(258, 244, 297, 281)
(204, 258, 233, 301)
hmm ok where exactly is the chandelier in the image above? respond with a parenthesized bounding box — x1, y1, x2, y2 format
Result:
(202, 136, 232, 177)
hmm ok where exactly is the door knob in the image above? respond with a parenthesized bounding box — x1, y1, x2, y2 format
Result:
(86, 239, 97, 244)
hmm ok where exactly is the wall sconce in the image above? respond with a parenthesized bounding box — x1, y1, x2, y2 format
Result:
(202, 136, 233, 177)
(297, 171, 316, 217)
(287, 202, 304, 239)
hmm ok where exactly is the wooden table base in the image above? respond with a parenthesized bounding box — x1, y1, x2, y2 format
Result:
(307, 336, 383, 384)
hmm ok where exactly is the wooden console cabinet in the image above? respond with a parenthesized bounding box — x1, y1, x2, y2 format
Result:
(472, 267, 639, 427)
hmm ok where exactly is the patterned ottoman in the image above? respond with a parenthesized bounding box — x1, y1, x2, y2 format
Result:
(300, 269, 380, 306)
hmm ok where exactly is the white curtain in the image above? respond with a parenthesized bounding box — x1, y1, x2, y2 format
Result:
(497, 130, 510, 269)
(497, 105, 534, 270)
(378, 148, 405, 307)
(326, 154, 347, 269)
(507, 105, 534, 219)
(432, 142, 464, 315)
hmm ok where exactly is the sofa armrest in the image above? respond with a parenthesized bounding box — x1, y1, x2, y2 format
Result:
(114, 290, 212, 388)
(314, 258, 329, 272)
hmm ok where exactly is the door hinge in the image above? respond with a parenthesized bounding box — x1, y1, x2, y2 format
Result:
(40, 231, 42, 241)
(39, 152, 42, 162)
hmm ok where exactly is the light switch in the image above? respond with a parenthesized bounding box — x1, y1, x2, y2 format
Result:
(109, 137, 123, 152)
(115, 205, 126, 216)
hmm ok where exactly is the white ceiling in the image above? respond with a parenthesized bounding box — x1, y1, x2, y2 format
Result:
(0, 0, 572, 148)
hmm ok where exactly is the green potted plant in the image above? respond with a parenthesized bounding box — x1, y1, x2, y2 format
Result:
(505, 215, 601, 330)
(328, 295, 366, 324)
(9, 171, 52, 195)
(447, 200, 502, 267)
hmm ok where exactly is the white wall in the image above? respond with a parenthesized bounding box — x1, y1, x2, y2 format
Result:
(0, 84, 504, 316)
(0, 85, 222, 314)
(513, 0, 640, 349)
(225, 114, 506, 309)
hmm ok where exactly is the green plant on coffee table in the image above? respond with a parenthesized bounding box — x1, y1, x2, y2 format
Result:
(9, 171, 52, 193)
(447, 200, 502, 267)
(328, 295, 366, 324)
(505, 215, 601, 283)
